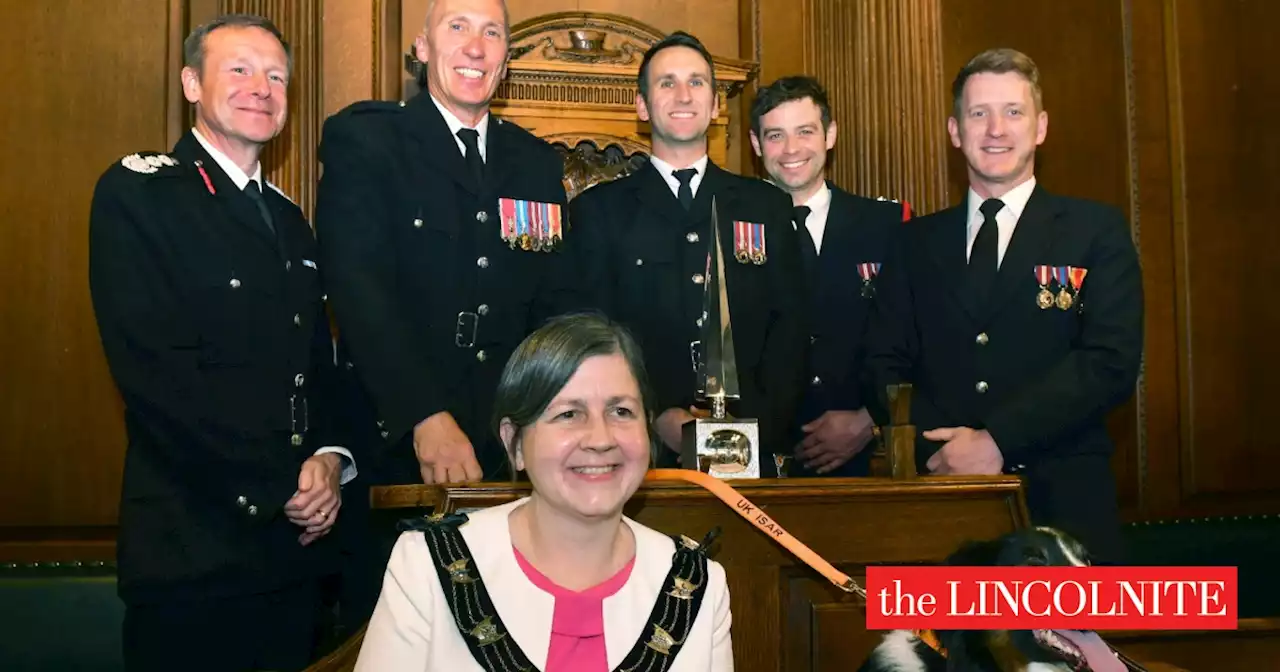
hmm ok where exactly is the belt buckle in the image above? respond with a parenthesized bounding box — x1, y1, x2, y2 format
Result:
(689, 340, 702, 374)
(290, 395, 310, 433)
(455, 311, 479, 348)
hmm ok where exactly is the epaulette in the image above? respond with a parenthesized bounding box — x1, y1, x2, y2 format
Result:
(118, 152, 182, 175)
(342, 99, 408, 116)
(266, 180, 296, 205)
(875, 195, 913, 222)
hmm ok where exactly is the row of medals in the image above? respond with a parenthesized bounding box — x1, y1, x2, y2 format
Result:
(504, 232, 560, 252)
(1038, 285, 1078, 311)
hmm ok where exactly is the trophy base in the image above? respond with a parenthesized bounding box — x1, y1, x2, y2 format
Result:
(681, 417, 760, 480)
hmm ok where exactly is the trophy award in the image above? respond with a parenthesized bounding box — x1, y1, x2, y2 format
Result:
(681, 197, 761, 479)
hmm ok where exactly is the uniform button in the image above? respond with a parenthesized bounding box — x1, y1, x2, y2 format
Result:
(810, 335, 817, 344)
(812, 376, 822, 386)
(695, 317, 704, 327)
(229, 278, 241, 289)
(635, 258, 643, 266)
(293, 313, 302, 326)
(477, 257, 489, 268)
(687, 232, 699, 243)
(476, 350, 487, 362)
(248, 505, 259, 516)
(477, 304, 489, 316)
(344, 361, 354, 370)
(285, 260, 292, 271)
(692, 273, 704, 284)
(291, 433, 303, 446)
(475, 211, 488, 223)
(295, 373, 304, 387)
(975, 381, 989, 394)
(236, 496, 247, 507)
(976, 332, 989, 345)
(413, 218, 423, 228)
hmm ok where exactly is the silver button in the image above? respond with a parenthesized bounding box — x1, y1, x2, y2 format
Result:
(229, 278, 241, 289)
(294, 374, 304, 387)
(810, 335, 817, 344)
(291, 433, 303, 446)
(975, 381, 989, 393)
(293, 313, 302, 326)
(686, 232, 699, 243)
(695, 317, 704, 327)
(976, 332, 989, 345)
(285, 260, 292, 271)
(476, 211, 488, 223)
(477, 257, 489, 268)
(477, 304, 489, 316)
(692, 273, 704, 284)
(248, 505, 259, 516)
(635, 258, 643, 266)
(398, 100, 406, 107)
(236, 496, 247, 507)
(476, 350, 487, 362)
(413, 218, 423, 228)
(812, 376, 822, 386)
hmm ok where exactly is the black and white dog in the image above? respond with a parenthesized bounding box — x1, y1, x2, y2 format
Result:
(857, 527, 1144, 672)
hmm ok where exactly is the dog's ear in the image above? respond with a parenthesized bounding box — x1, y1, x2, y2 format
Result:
(943, 537, 1002, 566)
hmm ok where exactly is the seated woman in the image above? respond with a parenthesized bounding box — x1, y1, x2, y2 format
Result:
(354, 313, 733, 671)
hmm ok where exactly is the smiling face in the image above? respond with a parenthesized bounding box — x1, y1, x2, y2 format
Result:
(751, 97, 836, 201)
(501, 353, 651, 521)
(418, 0, 508, 125)
(637, 45, 719, 154)
(182, 26, 289, 151)
(948, 71, 1048, 198)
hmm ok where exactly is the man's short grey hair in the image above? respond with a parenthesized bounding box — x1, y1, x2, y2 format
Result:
(425, 0, 511, 39)
(183, 13, 293, 78)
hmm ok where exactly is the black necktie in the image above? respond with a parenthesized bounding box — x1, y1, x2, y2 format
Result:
(457, 128, 484, 186)
(673, 168, 697, 210)
(969, 198, 1004, 300)
(243, 181, 275, 236)
(793, 205, 817, 279)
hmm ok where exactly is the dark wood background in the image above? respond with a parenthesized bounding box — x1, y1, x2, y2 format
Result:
(3, 0, 1277, 562)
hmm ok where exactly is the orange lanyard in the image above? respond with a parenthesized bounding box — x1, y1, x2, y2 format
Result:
(645, 469, 865, 597)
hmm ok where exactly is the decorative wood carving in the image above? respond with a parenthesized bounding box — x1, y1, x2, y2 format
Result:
(221, 0, 324, 218)
(403, 12, 758, 190)
(805, 0, 949, 214)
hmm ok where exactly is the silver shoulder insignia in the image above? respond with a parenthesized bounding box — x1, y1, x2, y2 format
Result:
(266, 181, 296, 205)
(121, 153, 178, 174)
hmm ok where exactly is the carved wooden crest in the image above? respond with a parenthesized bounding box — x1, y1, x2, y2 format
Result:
(405, 12, 758, 199)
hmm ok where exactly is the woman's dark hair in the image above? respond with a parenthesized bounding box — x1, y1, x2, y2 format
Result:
(491, 312, 658, 466)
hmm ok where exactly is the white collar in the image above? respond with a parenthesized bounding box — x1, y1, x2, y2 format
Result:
(800, 181, 832, 211)
(966, 175, 1037, 224)
(191, 126, 263, 192)
(648, 153, 709, 181)
(430, 93, 490, 156)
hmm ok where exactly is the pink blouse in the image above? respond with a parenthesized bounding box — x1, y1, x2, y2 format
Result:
(513, 546, 636, 672)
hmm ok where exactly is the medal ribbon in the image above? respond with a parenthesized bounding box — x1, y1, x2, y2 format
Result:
(645, 469, 865, 597)
(1068, 266, 1088, 290)
(1035, 265, 1052, 286)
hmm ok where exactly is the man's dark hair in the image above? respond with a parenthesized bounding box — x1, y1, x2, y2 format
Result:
(637, 31, 717, 102)
(749, 75, 833, 141)
(183, 13, 293, 78)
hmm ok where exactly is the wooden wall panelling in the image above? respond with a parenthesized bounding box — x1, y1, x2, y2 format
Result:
(221, 0, 323, 218)
(0, 0, 176, 561)
(805, 0, 950, 214)
(1163, 0, 1280, 516)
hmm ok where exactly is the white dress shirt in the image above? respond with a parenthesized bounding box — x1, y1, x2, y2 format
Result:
(191, 126, 356, 486)
(355, 497, 733, 671)
(430, 94, 490, 162)
(798, 182, 833, 254)
(648, 154, 710, 200)
(964, 175, 1037, 268)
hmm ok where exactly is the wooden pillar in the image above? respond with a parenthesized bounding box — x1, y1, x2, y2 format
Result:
(804, 0, 949, 214)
